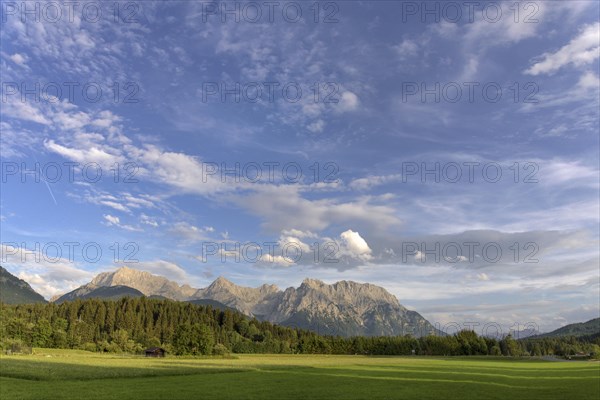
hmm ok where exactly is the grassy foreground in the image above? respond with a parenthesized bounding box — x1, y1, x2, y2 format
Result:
(1, 349, 599, 399)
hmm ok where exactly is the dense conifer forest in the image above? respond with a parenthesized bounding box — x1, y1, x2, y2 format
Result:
(2, 298, 598, 357)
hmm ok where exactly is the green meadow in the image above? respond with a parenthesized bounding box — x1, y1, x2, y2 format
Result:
(1, 349, 598, 400)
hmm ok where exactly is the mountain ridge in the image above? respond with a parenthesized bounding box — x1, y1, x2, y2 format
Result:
(54, 285, 145, 303)
(0, 266, 47, 304)
(52, 266, 439, 337)
(529, 318, 600, 339)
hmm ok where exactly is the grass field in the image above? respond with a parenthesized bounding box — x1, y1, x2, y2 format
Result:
(1, 349, 599, 399)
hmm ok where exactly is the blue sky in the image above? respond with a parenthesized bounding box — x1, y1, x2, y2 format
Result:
(1, 1, 599, 333)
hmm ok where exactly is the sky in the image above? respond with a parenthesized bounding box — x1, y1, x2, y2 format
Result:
(0, 0, 599, 334)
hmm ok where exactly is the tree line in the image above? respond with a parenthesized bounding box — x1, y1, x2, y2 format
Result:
(1, 298, 598, 357)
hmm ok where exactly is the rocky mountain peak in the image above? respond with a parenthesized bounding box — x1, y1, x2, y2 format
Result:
(259, 283, 280, 293)
(209, 276, 235, 289)
(297, 278, 398, 305)
(87, 266, 195, 300)
(301, 278, 326, 288)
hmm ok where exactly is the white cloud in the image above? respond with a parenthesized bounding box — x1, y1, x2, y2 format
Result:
(462, 2, 542, 47)
(525, 23, 600, 75)
(414, 250, 424, 262)
(45, 139, 122, 167)
(103, 214, 121, 225)
(134, 144, 230, 196)
(537, 124, 568, 138)
(8, 53, 27, 66)
(260, 253, 295, 267)
(169, 222, 213, 241)
(307, 119, 325, 133)
(0, 121, 39, 158)
(70, 189, 161, 214)
(393, 39, 419, 59)
(1, 4, 148, 83)
(281, 229, 318, 239)
(577, 70, 600, 89)
(349, 174, 402, 191)
(539, 159, 599, 188)
(338, 91, 359, 112)
(102, 214, 141, 232)
(340, 229, 372, 260)
(458, 57, 479, 81)
(38, 102, 397, 235)
(437, 2, 546, 81)
(477, 273, 490, 281)
(278, 235, 311, 254)
(140, 214, 159, 227)
(236, 185, 401, 233)
(1, 96, 51, 125)
(520, 71, 599, 117)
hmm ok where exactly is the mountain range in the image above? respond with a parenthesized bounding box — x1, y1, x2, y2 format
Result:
(52, 266, 439, 337)
(3, 265, 598, 339)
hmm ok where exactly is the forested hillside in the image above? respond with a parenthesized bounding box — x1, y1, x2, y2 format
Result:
(0, 266, 47, 304)
(1, 298, 598, 357)
(530, 318, 600, 339)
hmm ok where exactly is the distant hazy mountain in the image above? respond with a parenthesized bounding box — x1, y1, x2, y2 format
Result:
(508, 327, 540, 339)
(53, 267, 439, 337)
(530, 318, 600, 339)
(0, 266, 47, 304)
(54, 285, 144, 303)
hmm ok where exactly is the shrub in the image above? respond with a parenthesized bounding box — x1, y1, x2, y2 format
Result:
(81, 342, 98, 352)
(213, 343, 230, 356)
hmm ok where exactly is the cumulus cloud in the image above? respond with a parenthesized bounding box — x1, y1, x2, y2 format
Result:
(8, 53, 27, 66)
(338, 91, 359, 112)
(339, 230, 372, 260)
(278, 235, 311, 254)
(208, 228, 375, 270)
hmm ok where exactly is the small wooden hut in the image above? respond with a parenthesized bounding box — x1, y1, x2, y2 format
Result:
(144, 347, 166, 357)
